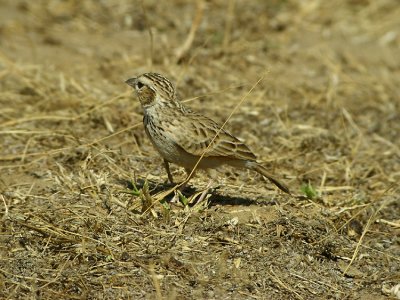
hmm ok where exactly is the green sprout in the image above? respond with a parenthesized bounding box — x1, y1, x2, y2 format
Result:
(178, 191, 189, 206)
(122, 180, 141, 196)
(301, 182, 318, 199)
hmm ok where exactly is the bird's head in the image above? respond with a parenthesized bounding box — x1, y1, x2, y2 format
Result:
(125, 73, 176, 108)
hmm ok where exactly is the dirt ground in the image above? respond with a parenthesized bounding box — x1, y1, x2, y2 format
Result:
(1, 0, 399, 299)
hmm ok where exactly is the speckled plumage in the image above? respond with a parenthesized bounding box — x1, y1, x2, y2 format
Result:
(125, 73, 290, 194)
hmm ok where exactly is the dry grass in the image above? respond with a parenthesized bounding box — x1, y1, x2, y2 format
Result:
(1, 0, 399, 299)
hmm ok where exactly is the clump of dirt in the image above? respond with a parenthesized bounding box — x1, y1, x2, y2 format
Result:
(0, 0, 399, 299)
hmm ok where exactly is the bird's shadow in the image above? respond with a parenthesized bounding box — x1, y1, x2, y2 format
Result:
(118, 178, 278, 207)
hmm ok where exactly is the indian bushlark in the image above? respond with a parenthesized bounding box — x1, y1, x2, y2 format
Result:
(125, 72, 290, 194)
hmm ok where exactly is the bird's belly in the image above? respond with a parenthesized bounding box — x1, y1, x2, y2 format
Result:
(145, 123, 197, 168)
(148, 138, 232, 171)
(143, 114, 235, 170)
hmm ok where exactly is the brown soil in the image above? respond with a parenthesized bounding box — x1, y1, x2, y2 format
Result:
(1, 1, 399, 299)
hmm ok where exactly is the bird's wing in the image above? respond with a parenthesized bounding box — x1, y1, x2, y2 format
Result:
(166, 113, 257, 161)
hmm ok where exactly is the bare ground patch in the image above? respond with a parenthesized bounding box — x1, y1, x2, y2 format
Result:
(1, 0, 399, 299)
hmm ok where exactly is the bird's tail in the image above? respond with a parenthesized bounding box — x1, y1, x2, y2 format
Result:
(251, 163, 291, 194)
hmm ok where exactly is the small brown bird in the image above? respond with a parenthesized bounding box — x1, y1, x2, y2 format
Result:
(126, 72, 290, 194)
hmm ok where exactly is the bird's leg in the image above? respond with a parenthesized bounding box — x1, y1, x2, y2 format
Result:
(176, 168, 195, 192)
(184, 168, 195, 183)
(171, 168, 195, 204)
(163, 159, 174, 184)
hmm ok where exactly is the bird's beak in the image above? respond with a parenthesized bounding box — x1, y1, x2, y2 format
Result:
(125, 77, 136, 87)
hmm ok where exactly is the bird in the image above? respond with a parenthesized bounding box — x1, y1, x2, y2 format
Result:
(125, 72, 290, 194)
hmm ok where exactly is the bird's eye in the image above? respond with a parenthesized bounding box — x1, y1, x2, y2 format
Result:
(136, 81, 144, 89)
